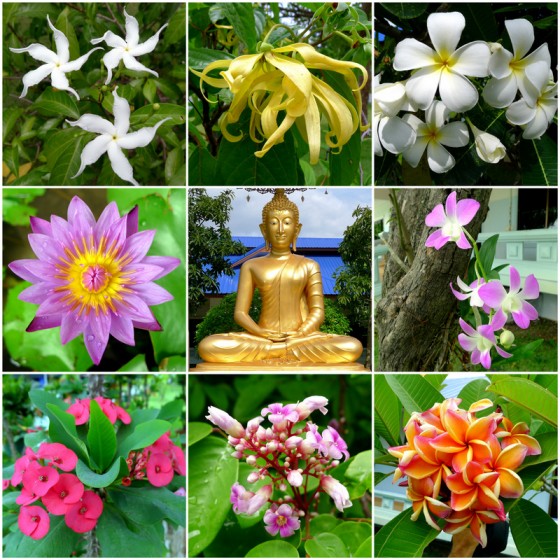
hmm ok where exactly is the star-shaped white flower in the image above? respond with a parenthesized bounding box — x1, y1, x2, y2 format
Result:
(66, 87, 171, 186)
(91, 8, 168, 85)
(10, 15, 103, 99)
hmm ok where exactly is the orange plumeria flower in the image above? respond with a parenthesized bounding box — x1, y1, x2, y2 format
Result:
(496, 417, 542, 455)
(444, 508, 505, 547)
(407, 475, 453, 531)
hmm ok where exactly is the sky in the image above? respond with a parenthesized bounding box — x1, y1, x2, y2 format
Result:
(203, 188, 372, 237)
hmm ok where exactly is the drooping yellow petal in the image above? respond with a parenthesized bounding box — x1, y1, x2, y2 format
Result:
(497, 467, 524, 498)
(303, 93, 321, 164)
(190, 59, 232, 95)
(254, 114, 296, 158)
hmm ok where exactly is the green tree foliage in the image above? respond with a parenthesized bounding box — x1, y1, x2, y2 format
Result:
(188, 189, 246, 313)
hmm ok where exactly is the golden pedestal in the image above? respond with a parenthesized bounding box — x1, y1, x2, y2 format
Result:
(192, 362, 369, 372)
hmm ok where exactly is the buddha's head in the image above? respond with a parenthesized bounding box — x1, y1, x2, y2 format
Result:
(260, 189, 302, 252)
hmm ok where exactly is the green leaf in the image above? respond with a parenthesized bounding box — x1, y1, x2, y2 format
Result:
(46, 404, 89, 462)
(189, 436, 239, 556)
(520, 432, 557, 467)
(188, 146, 217, 186)
(3, 107, 23, 142)
(478, 234, 499, 276)
(305, 532, 348, 558)
(533, 374, 558, 396)
(375, 508, 440, 557)
(55, 8, 80, 61)
(222, 3, 257, 52)
(6, 3, 57, 23)
(188, 47, 235, 70)
(109, 485, 186, 526)
(457, 379, 495, 412)
(117, 354, 149, 372)
(158, 354, 187, 371)
(374, 375, 401, 446)
(188, 422, 213, 446)
(87, 400, 117, 471)
(424, 374, 447, 390)
(246, 541, 299, 558)
(158, 399, 185, 421)
(163, 4, 186, 48)
(43, 128, 89, 185)
(117, 419, 171, 457)
(384, 374, 444, 416)
(75, 457, 128, 488)
(129, 103, 185, 128)
(143, 78, 157, 103)
(33, 89, 80, 119)
(332, 522, 372, 556)
(165, 146, 184, 183)
(309, 514, 341, 536)
(233, 375, 278, 420)
(344, 450, 372, 496)
(375, 471, 393, 486)
(509, 499, 558, 557)
(380, 3, 427, 19)
(461, 3, 498, 43)
(521, 136, 558, 186)
(3, 514, 82, 558)
(97, 504, 167, 557)
(355, 536, 373, 558)
(486, 377, 558, 427)
(29, 389, 69, 416)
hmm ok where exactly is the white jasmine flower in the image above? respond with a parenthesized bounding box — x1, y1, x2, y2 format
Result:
(91, 8, 168, 85)
(10, 15, 103, 99)
(66, 87, 171, 185)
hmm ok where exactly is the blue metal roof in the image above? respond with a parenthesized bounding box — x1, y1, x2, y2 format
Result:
(215, 255, 344, 295)
(234, 236, 342, 249)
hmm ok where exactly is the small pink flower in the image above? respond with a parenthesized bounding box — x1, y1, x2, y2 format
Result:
(67, 398, 91, 425)
(322, 426, 350, 461)
(16, 486, 39, 506)
(264, 504, 301, 537)
(170, 445, 186, 476)
(230, 483, 271, 515)
(146, 452, 174, 487)
(65, 491, 103, 533)
(22, 463, 60, 497)
(11, 456, 31, 486)
(206, 406, 246, 438)
(41, 474, 84, 515)
(305, 423, 328, 455)
(296, 396, 329, 420)
(18, 505, 50, 539)
(37, 442, 78, 472)
(148, 432, 172, 453)
(261, 403, 299, 424)
(321, 475, 352, 512)
(115, 404, 131, 424)
(287, 470, 303, 487)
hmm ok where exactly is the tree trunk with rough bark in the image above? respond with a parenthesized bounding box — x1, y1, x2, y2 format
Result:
(377, 188, 492, 372)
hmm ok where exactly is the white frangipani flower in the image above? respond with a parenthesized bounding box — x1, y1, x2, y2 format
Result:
(66, 87, 171, 185)
(506, 61, 558, 139)
(466, 119, 506, 163)
(401, 100, 469, 173)
(10, 15, 103, 99)
(91, 8, 168, 85)
(374, 78, 417, 156)
(393, 12, 491, 113)
(483, 19, 551, 108)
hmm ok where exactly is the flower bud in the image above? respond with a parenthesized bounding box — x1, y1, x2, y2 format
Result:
(247, 416, 264, 433)
(468, 121, 506, 164)
(246, 455, 257, 466)
(295, 396, 329, 420)
(287, 470, 303, 487)
(206, 406, 245, 438)
(320, 475, 352, 512)
(153, 103, 160, 110)
(247, 472, 259, 483)
(285, 436, 303, 450)
(279, 483, 286, 491)
(267, 442, 278, 452)
(500, 329, 515, 349)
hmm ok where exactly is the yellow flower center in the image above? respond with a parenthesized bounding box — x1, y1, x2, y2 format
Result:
(276, 515, 287, 526)
(54, 234, 133, 316)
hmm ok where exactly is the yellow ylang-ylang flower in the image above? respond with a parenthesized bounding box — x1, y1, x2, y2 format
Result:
(191, 43, 369, 164)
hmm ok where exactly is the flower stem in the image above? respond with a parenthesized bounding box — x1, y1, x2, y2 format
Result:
(463, 227, 487, 281)
(262, 24, 298, 45)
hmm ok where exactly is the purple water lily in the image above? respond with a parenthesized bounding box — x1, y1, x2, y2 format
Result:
(425, 191, 480, 250)
(478, 266, 540, 329)
(8, 196, 180, 365)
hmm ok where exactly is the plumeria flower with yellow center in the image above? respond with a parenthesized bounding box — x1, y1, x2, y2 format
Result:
(505, 61, 558, 139)
(8, 196, 180, 365)
(496, 418, 542, 455)
(191, 42, 367, 164)
(487, 439, 528, 499)
(393, 12, 491, 112)
(66, 87, 171, 185)
(444, 508, 504, 548)
(10, 15, 103, 100)
(402, 101, 469, 174)
(407, 476, 453, 531)
(482, 19, 551, 108)
(91, 8, 168, 85)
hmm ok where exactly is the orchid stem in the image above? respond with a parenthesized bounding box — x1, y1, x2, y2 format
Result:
(463, 227, 487, 281)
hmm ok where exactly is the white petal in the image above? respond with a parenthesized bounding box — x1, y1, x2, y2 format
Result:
(130, 24, 168, 57)
(393, 39, 437, 71)
(124, 8, 140, 48)
(483, 74, 518, 108)
(50, 69, 79, 100)
(374, 82, 407, 117)
(506, 99, 537, 125)
(488, 46, 514, 79)
(539, 98, 558, 123)
(61, 47, 104, 73)
(107, 143, 138, 185)
(451, 41, 491, 77)
(10, 44, 57, 64)
(112, 87, 131, 137)
(47, 15, 69, 64)
(19, 64, 53, 98)
(118, 118, 172, 149)
(72, 135, 111, 178)
(525, 61, 551, 96)
(428, 12, 465, 58)
(427, 141, 455, 173)
(122, 53, 159, 77)
(91, 31, 127, 49)
(521, 43, 551, 69)
(102, 48, 124, 84)
(401, 113, 427, 134)
(425, 100, 449, 129)
(439, 70, 478, 112)
(66, 114, 115, 135)
(505, 19, 534, 60)
(378, 116, 416, 154)
(402, 136, 430, 168)
(438, 122, 469, 148)
(522, 107, 550, 139)
(405, 66, 442, 110)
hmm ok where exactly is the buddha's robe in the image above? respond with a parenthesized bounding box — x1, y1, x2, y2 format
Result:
(198, 254, 363, 363)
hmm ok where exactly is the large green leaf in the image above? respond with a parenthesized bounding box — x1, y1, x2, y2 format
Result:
(43, 128, 89, 185)
(478, 234, 499, 277)
(505, 461, 557, 513)
(188, 47, 235, 69)
(189, 436, 239, 556)
(129, 103, 185, 128)
(222, 3, 257, 52)
(374, 508, 440, 557)
(332, 522, 372, 556)
(245, 541, 299, 558)
(3, 514, 82, 557)
(456, 379, 495, 412)
(188, 146, 217, 186)
(29, 389, 69, 416)
(75, 457, 128, 488)
(46, 404, 89, 462)
(33, 89, 80, 119)
(188, 422, 213, 446)
(163, 4, 186, 48)
(380, 3, 428, 19)
(355, 536, 373, 558)
(384, 375, 444, 416)
(109, 485, 186, 526)
(344, 450, 372, 497)
(87, 400, 117, 471)
(374, 375, 401, 446)
(305, 532, 348, 557)
(97, 504, 167, 557)
(117, 419, 171, 457)
(486, 377, 558, 427)
(521, 136, 558, 186)
(509, 499, 558, 557)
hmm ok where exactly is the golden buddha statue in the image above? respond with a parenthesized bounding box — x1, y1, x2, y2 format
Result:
(197, 190, 364, 367)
